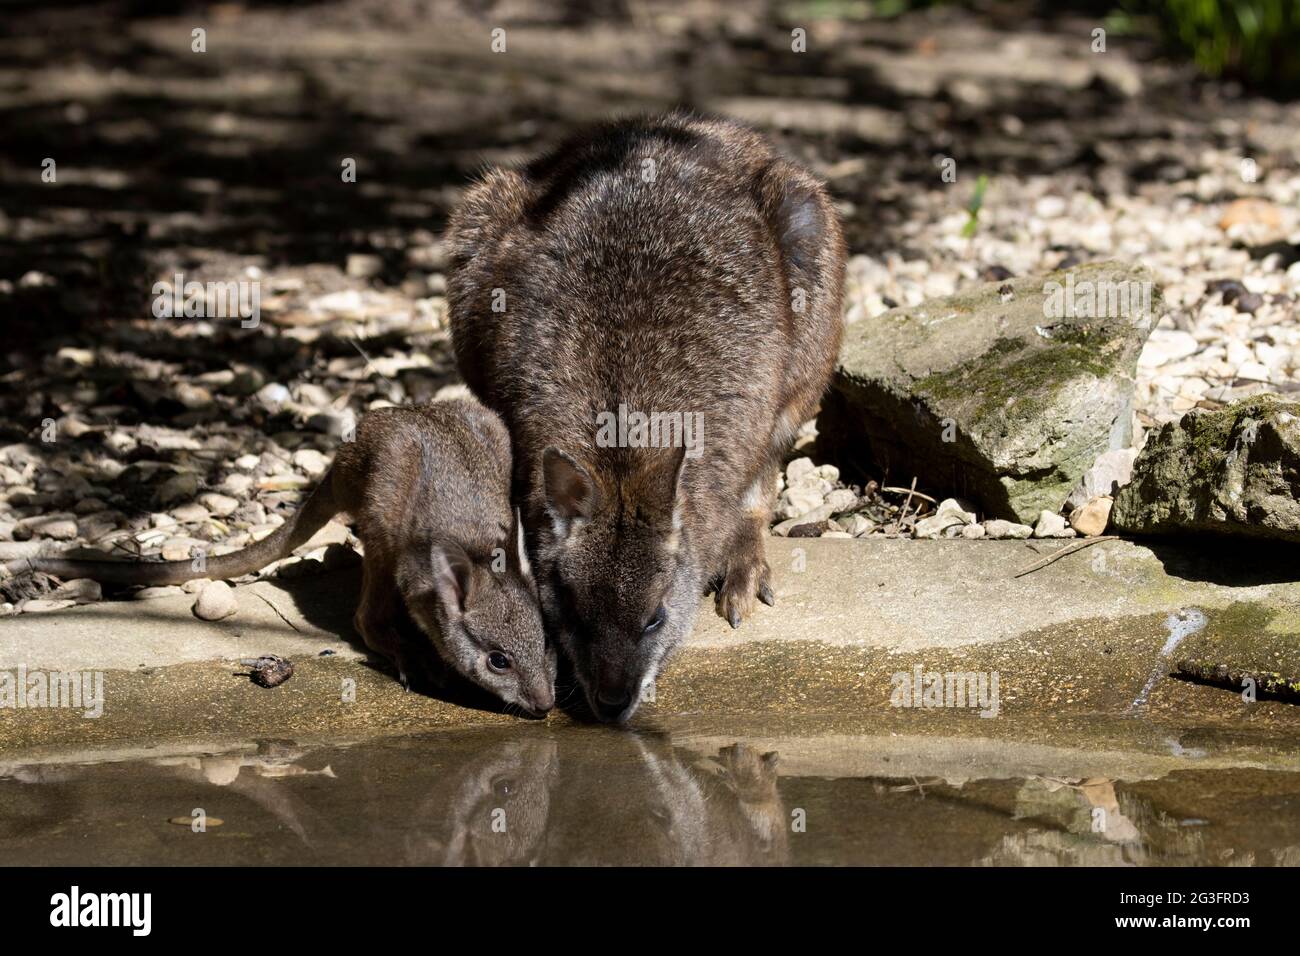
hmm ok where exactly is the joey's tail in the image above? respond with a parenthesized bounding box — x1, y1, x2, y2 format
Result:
(2, 470, 341, 587)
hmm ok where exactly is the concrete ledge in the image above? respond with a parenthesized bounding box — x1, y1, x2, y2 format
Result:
(2, 538, 1297, 671)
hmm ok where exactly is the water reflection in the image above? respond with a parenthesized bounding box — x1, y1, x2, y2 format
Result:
(1, 730, 1297, 866)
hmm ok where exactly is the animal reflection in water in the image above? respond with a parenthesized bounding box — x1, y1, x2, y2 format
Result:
(0, 734, 785, 865)
(403, 736, 788, 866)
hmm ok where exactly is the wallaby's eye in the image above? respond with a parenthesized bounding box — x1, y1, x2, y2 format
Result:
(488, 651, 512, 672)
(643, 605, 666, 635)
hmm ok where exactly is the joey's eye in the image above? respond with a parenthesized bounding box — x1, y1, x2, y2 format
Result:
(488, 651, 512, 672)
(643, 605, 666, 635)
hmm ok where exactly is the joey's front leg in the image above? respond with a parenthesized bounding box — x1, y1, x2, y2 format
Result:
(354, 555, 411, 687)
(713, 469, 776, 629)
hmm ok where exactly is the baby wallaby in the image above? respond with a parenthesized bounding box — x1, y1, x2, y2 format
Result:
(448, 111, 846, 722)
(4, 399, 556, 717)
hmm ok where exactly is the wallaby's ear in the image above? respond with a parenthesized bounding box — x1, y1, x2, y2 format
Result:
(756, 161, 833, 276)
(542, 447, 597, 520)
(430, 541, 475, 615)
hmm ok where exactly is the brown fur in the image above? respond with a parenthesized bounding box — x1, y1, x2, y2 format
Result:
(448, 111, 845, 721)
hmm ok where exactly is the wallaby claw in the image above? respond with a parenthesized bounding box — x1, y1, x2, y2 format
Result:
(758, 582, 775, 607)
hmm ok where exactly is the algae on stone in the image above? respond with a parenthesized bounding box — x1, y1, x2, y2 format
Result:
(823, 261, 1158, 522)
(1111, 394, 1300, 543)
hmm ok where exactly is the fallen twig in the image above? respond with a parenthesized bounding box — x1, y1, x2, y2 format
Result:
(879, 486, 938, 505)
(1014, 535, 1118, 578)
(253, 591, 302, 632)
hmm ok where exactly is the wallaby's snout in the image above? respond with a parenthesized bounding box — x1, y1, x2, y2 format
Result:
(529, 680, 556, 717)
(593, 685, 633, 723)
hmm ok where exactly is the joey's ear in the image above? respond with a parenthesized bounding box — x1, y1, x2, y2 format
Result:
(430, 541, 475, 616)
(542, 447, 597, 520)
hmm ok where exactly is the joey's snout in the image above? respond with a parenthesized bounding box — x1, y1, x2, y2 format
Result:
(529, 683, 556, 717)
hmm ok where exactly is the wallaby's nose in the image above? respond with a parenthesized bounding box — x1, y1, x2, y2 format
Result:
(532, 687, 555, 715)
(595, 688, 631, 722)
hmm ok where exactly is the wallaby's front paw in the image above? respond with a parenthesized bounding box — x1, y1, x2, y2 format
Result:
(714, 551, 772, 629)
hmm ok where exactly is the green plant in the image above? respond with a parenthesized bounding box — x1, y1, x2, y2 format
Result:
(962, 174, 989, 240)
(1128, 0, 1300, 89)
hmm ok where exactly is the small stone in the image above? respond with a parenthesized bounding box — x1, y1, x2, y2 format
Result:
(170, 502, 209, 523)
(198, 492, 239, 517)
(158, 473, 200, 506)
(345, 253, 383, 279)
(291, 448, 329, 478)
(983, 519, 1032, 539)
(196, 369, 236, 388)
(219, 473, 254, 496)
(788, 520, 830, 538)
(242, 654, 293, 688)
(843, 514, 875, 537)
(18, 514, 78, 541)
(293, 383, 333, 408)
(959, 523, 986, 539)
(227, 368, 266, 397)
(785, 457, 816, 483)
(134, 586, 185, 600)
(772, 503, 835, 536)
(257, 382, 291, 412)
(161, 537, 206, 561)
(193, 580, 237, 621)
(1069, 495, 1113, 537)
(21, 599, 76, 613)
(55, 346, 94, 367)
(914, 513, 969, 539)
(296, 519, 352, 553)
(1234, 292, 1264, 314)
(1219, 198, 1282, 233)
(1032, 510, 1075, 538)
(234, 454, 261, 471)
(776, 484, 827, 521)
(149, 512, 178, 529)
(174, 383, 213, 410)
(60, 416, 94, 438)
(811, 464, 840, 483)
(821, 530, 852, 538)
(181, 577, 211, 594)
(1063, 448, 1138, 512)
(823, 488, 860, 514)
(49, 579, 101, 604)
(934, 498, 977, 521)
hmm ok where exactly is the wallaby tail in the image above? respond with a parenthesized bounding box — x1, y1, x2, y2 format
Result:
(2, 470, 341, 588)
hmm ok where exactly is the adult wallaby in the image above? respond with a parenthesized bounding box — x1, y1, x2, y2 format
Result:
(448, 111, 845, 722)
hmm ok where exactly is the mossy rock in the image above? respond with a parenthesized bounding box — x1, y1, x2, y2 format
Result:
(823, 261, 1158, 522)
(1112, 394, 1300, 543)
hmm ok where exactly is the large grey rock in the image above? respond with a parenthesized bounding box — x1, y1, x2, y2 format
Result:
(1111, 394, 1300, 542)
(824, 261, 1158, 522)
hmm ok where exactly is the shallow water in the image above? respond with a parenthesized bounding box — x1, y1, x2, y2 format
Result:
(3, 722, 1298, 866)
